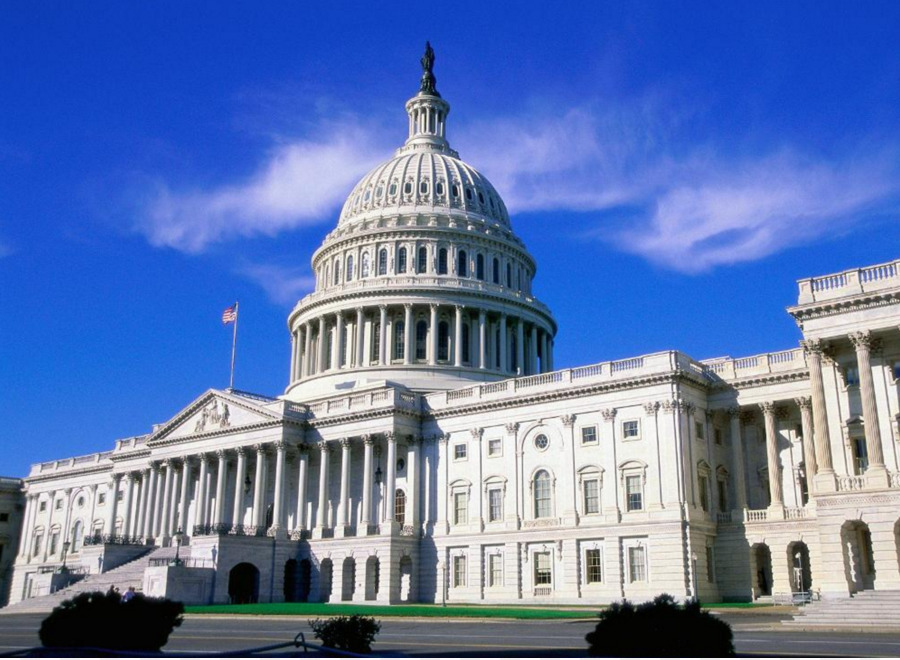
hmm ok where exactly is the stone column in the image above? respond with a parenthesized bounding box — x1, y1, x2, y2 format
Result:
(214, 450, 229, 529)
(336, 438, 352, 534)
(195, 454, 210, 529)
(136, 468, 150, 539)
(332, 312, 344, 370)
(167, 464, 181, 537)
(454, 306, 464, 366)
(157, 462, 173, 540)
(317, 316, 327, 375)
(529, 325, 538, 376)
(121, 473, 135, 538)
(383, 432, 398, 529)
(478, 310, 487, 369)
(403, 304, 413, 365)
(802, 339, 835, 490)
(356, 308, 365, 367)
(727, 408, 747, 510)
(429, 304, 438, 365)
(378, 306, 388, 365)
(499, 314, 508, 373)
(178, 457, 191, 535)
(269, 441, 287, 538)
(759, 402, 784, 509)
(105, 475, 121, 538)
(542, 331, 550, 373)
(407, 438, 420, 529)
(436, 434, 450, 533)
(251, 445, 266, 531)
(226, 449, 243, 533)
(315, 441, 331, 532)
(361, 435, 374, 530)
(547, 337, 554, 371)
(142, 465, 158, 538)
(795, 397, 817, 493)
(516, 318, 525, 375)
(849, 331, 888, 485)
(290, 330, 298, 382)
(303, 322, 313, 377)
(293, 444, 309, 534)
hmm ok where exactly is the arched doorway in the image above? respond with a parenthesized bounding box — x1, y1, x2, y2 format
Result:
(341, 557, 356, 601)
(298, 559, 311, 602)
(284, 559, 298, 602)
(752, 544, 772, 597)
(842, 520, 875, 593)
(365, 556, 380, 601)
(787, 542, 812, 593)
(228, 562, 260, 604)
(318, 559, 333, 603)
(399, 555, 413, 602)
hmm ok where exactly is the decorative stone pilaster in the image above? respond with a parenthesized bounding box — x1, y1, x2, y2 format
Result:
(727, 407, 748, 510)
(849, 330, 889, 487)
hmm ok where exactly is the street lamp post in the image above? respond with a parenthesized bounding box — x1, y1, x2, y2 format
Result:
(172, 529, 184, 566)
(794, 550, 804, 593)
(59, 540, 70, 573)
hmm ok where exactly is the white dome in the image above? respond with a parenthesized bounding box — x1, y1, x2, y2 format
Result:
(338, 150, 511, 229)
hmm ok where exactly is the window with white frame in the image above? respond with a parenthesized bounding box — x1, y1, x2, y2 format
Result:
(488, 553, 503, 587)
(625, 475, 643, 511)
(628, 544, 648, 582)
(534, 551, 552, 586)
(452, 555, 467, 587)
(49, 530, 59, 556)
(581, 426, 598, 445)
(454, 443, 467, 461)
(533, 470, 552, 518)
(585, 548, 603, 584)
(39, 500, 47, 512)
(453, 492, 468, 525)
(488, 488, 503, 522)
(706, 544, 716, 583)
(717, 478, 728, 511)
(622, 420, 640, 440)
(844, 365, 860, 387)
(55, 499, 62, 510)
(583, 478, 600, 515)
(698, 474, 710, 512)
(695, 420, 705, 440)
(487, 437, 502, 457)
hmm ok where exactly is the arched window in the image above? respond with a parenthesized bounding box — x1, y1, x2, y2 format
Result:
(492, 258, 500, 284)
(346, 255, 354, 281)
(458, 250, 468, 277)
(462, 324, 470, 363)
(361, 252, 371, 278)
(324, 264, 330, 288)
(416, 320, 428, 360)
(397, 247, 407, 273)
(506, 263, 512, 288)
(417, 246, 428, 274)
(334, 260, 341, 286)
(370, 322, 381, 363)
(394, 489, 406, 525)
(476, 254, 485, 280)
(394, 321, 405, 360)
(378, 249, 388, 275)
(71, 520, 84, 551)
(438, 321, 450, 361)
(534, 470, 552, 518)
(438, 248, 448, 275)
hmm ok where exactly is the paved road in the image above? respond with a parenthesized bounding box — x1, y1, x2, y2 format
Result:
(4, 612, 900, 656)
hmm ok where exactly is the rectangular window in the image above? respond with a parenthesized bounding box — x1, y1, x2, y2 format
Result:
(581, 426, 598, 444)
(714, 428, 723, 445)
(852, 437, 869, 474)
(453, 555, 467, 587)
(699, 475, 709, 512)
(49, 532, 59, 556)
(116, 490, 124, 501)
(706, 545, 716, 583)
(695, 421, 705, 440)
(626, 475, 643, 511)
(0, 512, 8, 522)
(54, 499, 62, 510)
(487, 438, 502, 456)
(98, 493, 106, 505)
(370, 323, 381, 363)
(583, 479, 600, 514)
(845, 366, 860, 387)
(585, 549, 603, 584)
(39, 501, 47, 512)
(893, 360, 900, 381)
(454, 443, 467, 461)
(622, 420, 640, 439)
(534, 552, 552, 585)
(489, 554, 503, 587)
(32, 533, 43, 557)
(488, 488, 503, 522)
(717, 479, 728, 511)
(453, 492, 468, 525)
(393, 321, 405, 360)
(628, 546, 647, 582)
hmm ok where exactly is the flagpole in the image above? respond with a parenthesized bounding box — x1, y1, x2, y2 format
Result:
(229, 301, 239, 391)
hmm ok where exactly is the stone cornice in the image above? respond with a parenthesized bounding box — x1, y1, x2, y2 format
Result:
(788, 290, 900, 325)
(709, 368, 810, 391)
(24, 463, 112, 485)
(308, 405, 423, 429)
(148, 419, 288, 448)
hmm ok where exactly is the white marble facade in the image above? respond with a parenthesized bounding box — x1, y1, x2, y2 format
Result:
(9, 50, 900, 607)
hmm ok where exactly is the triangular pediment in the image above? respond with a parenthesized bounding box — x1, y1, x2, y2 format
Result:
(148, 389, 285, 444)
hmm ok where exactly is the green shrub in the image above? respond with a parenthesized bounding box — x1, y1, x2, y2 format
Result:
(585, 594, 734, 657)
(39, 591, 184, 652)
(309, 615, 381, 653)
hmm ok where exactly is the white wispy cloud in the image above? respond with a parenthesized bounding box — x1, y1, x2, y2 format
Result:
(137, 122, 389, 253)
(239, 263, 316, 306)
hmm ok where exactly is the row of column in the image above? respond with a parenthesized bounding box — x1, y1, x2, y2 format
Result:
(289, 305, 554, 381)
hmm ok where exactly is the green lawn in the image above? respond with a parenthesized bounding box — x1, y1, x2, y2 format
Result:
(186, 602, 598, 619)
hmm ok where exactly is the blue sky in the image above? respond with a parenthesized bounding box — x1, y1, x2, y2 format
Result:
(2, 3, 900, 477)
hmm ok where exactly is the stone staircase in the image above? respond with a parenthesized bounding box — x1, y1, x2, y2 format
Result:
(0, 546, 191, 614)
(784, 590, 900, 630)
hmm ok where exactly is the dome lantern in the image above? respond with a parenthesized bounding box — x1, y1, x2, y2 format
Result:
(399, 42, 456, 157)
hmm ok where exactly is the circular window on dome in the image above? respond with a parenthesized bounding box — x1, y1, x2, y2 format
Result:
(534, 434, 549, 451)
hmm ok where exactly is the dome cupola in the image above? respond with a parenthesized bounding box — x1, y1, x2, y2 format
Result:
(285, 44, 557, 399)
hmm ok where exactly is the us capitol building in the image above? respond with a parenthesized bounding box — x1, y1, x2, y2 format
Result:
(7, 46, 900, 608)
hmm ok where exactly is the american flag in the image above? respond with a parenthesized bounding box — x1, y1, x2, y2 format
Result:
(222, 304, 238, 325)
